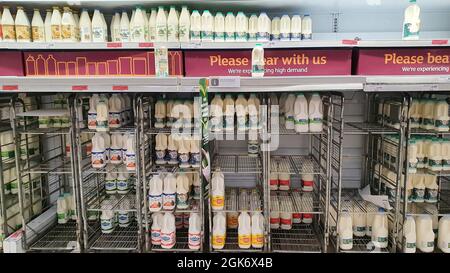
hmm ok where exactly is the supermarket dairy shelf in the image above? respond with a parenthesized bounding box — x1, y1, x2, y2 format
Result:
(410, 128, 450, 135)
(272, 191, 322, 214)
(343, 122, 399, 135)
(271, 155, 322, 175)
(82, 164, 136, 175)
(271, 224, 322, 253)
(147, 165, 200, 175)
(151, 228, 200, 252)
(87, 192, 136, 212)
(212, 229, 264, 253)
(0, 41, 180, 50)
(180, 40, 353, 49)
(89, 222, 139, 251)
(29, 221, 78, 251)
(277, 117, 325, 135)
(212, 155, 262, 174)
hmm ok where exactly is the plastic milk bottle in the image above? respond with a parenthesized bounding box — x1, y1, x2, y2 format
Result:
(309, 93, 323, 132)
(155, 6, 167, 42)
(211, 171, 225, 210)
(224, 12, 236, 42)
(212, 212, 226, 249)
(252, 44, 265, 77)
(190, 10, 201, 42)
(301, 15, 312, 40)
(201, 10, 214, 42)
(438, 216, 450, 253)
(151, 213, 163, 245)
(214, 12, 225, 42)
(403, 216, 417, 253)
(163, 173, 177, 210)
(188, 213, 202, 250)
(280, 15, 291, 41)
(416, 215, 435, 252)
(251, 211, 264, 248)
(178, 6, 190, 42)
(403, 0, 421, 40)
(161, 212, 176, 249)
(155, 133, 168, 164)
(248, 14, 258, 41)
(238, 212, 252, 249)
(294, 93, 309, 133)
(338, 210, 353, 250)
(235, 12, 248, 41)
(149, 175, 163, 212)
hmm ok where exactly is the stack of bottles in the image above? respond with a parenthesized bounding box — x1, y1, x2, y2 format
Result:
(56, 192, 77, 224)
(406, 136, 450, 173)
(87, 93, 132, 131)
(99, 195, 136, 234)
(155, 133, 200, 168)
(154, 99, 197, 129)
(409, 98, 449, 132)
(38, 94, 70, 128)
(0, 6, 313, 43)
(401, 215, 450, 253)
(270, 192, 314, 229)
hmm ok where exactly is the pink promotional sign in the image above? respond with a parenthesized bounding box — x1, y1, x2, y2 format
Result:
(0, 51, 24, 76)
(357, 48, 450, 75)
(24, 50, 183, 76)
(184, 49, 352, 77)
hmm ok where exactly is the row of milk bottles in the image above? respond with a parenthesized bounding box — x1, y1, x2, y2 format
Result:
(56, 192, 77, 224)
(213, 211, 264, 249)
(91, 132, 136, 171)
(406, 136, 450, 173)
(275, 93, 323, 133)
(104, 165, 133, 195)
(151, 212, 202, 249)
(155, 133, 200, 168)
(154, 99, 197, 129)
(402, 215, 450, 253)
(271, 160, 315, 191)
(148, 173, 199, 211)
(88, 94, 132, 132)
(210, 94, 260, 131)
(409, 98, 449, 132)
(339, 205, 389, 250)
(270, 193, 314, 230)
(100, 200, 136, 234)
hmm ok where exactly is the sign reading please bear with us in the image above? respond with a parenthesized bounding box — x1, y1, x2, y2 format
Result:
(23, 51, 183, 76)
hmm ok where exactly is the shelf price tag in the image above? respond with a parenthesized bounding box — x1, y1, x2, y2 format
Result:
(107, 42, 122, 48)
(72, 85, 88, 91)
(341, 39, 358, 45)
(432, 40, 448, 45)
(139, 42, 154, 48)
(2, 85, 19, 91)
(112, 85, 128, 91)
(209, 76, 241, 88)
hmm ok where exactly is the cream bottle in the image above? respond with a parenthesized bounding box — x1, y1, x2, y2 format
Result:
(31, 9, 45, 42)
(79, 9, 92, 42)
(15, 6, 31, 42)
(214, 12, 225, 42)
(178, 6, 190, 42)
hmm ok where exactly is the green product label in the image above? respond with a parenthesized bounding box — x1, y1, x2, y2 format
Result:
(295, 118, 308, 125)
(406, 242, 416, 248)
(190, 30, 201, 40)
(252, 64, 264, 74)
(235, 32, 247, 40)
(57, 212, 67, 220)
(96, 120, 108, 129)
(423, 118, 433, 126)
(214, 32, 225, 40)
(225, 32, 235, 40)
(179, 26, 188, 38)
(403, 23, 420, 39)
(201, 31, 213, 40)
(39, 117, 50, 125)
(377, 237, 388, 243)
(1, 150, 15, 159)
(342, 238, 353, 244)
(427, 241, 434, 247)
(429, 159, 441, 167)
(310, 117, 323, 124)
(435, 119, 449, 128)
(353, 226, 366, 232)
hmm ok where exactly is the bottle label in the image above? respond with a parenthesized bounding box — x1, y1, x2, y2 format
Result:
(57, 212, 67, 221)
(406, 242, 416, 249)
(280, 33, 291, 40)
(214, 32, 225, 40)
(176, 192, 189, 208)
(280, 217, 292, 226)
(225, 32, 235, 40)
(190, 30, 201, 40)
(212, 195, 225, 209)
(248, 33, 257, 40)
(435, 119, 449, 129)
(270, 217, 280, 224)
(423, 118, 433, 126)
(105, 180, 117, 193)
(270, 33, 280, 41)
(88, 113, 97, 129)
(353, 226, 366, 233)
(442, 159, 450, 168)
(161, 231, 176, 247)
(116, 179, 129, 193)
(32, 26, 45, 41)
(96, 119, 108, 130)
(341, 238, 353, 245)
(310, 117, 323, 124)
(377, 236, 388, 243)
(51, 25, 61, 39)
(201, 31, 213, 40)
(118, 212, 130, 225)
(91, 151, 106, 167)
(179, 152, 190, 164)
(15, 25, 30, 41)
(403, 23, 420, 39)
(156, 150, 166, 162)
(190, 152, 201, 166)
(279, 179, 290, 187)
(257, 32, 269, 40)
(188, 232, 201, 248)
(163, 193, 176, 210)
(110, 148, 122, 163)
(92, 27, 104, 41)
(225, 116, 234, 128)
(120, 29, 130, 42)
(286, 115, 294, 123)
(61, 25, 73, 39)
(237, 116, 247, 130)
(290, 33, 301, 40)
(179, 26, 189, 40)
(168, 150, 178, 162)
(125, 153, 136, 170)
(248, 143, 259, 155)
(235, 32, 247, 41)
(132, 26, 145, 41)
(109, 112, 121, 127)
(425, 188, 438, 203)
(251, 234, 264, 246)
(101, 218, 114, 232)
(151, 228, 161, 244)
(238, 234, 251, 247)
(81, 27, 92, 41)
(148, 194, 162, 211)
(301, 33, 312, 40)
(212, 235, 225, 248)
(295, 118, 308, 125)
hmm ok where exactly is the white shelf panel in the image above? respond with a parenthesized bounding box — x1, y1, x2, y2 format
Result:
(0, 42, 181, 50)
(357, 40, 450, 48)
(180, 40, 352, 49)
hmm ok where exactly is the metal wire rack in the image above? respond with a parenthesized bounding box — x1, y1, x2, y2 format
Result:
(271, 224, 322, 253)
(343, 122, 399, 135)
(89, 222, 139, 251)
(29, 222, 78, 251)
(212, 155, 262, 174)
(277, 117, 325, 135)
(271, 191, 322, 214)
(219, 188, 263, 213)
(151, 228, 198, 252)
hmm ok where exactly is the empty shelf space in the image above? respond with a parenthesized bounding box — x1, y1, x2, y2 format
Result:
(215, 188, 262, 213)
(344, 122, 399, 135)
(271, 224, 321, 253)
(212, 155, 261, 174)
(29, 221, 78, 251)
(87, 193, 137, 212)
(272, 155, 322, 175)
(89, 222, 139, 251)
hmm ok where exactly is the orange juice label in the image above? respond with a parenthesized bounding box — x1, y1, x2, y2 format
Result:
(52, 25, 61, 39)
(212, 235, 225, 247)
(61, 25, 72, 39)
(212, 195, 224, 208)
(227, 215, 238, 227)
(238, 234, 251, 246)
(2, 25, 16, 40)
(252, 234, 264, 246)
(15, 25, 30, 40)
(32, 27, 44, 41)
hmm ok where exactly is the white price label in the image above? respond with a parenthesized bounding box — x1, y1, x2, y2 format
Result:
(209, 76, 241, 88)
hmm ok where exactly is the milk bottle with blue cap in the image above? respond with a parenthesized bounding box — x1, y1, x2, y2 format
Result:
(163, 173, 176, 210)
(235, 12, 248, 41)
(188, 213, 201, 250)
(301, 15, 312, 40)
(161, 212, 176, 249)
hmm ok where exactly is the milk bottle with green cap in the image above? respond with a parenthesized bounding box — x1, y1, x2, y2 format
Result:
(403, 216, 416, 253)
(224, 94, 235, 131)
(309, 93, 323, 132)
(235, 12, 248, 41)
(236, 94, 248, 131)
(301, 15, 312, 40)
(434, 99, 449, 131)
(271, 17, 280, 41)
(403, 0, 421, 40)
(148, 8, 157, 41)
(224, 12, 235, 42)
(155, 6, 167, 42)
(248, 14, 258, 41)
(294, 93, 308, 133)
(257, 12, 270, 41)
(280, 15, 291, 41)
(178, 6, 190, 42)
(131, 7, 146, 42)
(91, 9, 104, 42)
(416, 215, 434, 252)
(190, 10, 201, 42)
(252, 44, 264, 77)
(201, 10, 213, 42)
(214, 12, 225, 42)
(167, 6, 179, 42)
(79, 9, 92, 42)
(284, 94, 296, 130)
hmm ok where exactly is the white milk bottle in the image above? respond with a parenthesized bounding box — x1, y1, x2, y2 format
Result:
(149, 8, 157, 42)
(1, 131, 14, 163)
(73, 11, 80, 41)
(149, 174, 163, 212)
(403, 0, 421, 40)
(236, 94, 248, 131)
(224, 12, 236, 42)
(79, 9, 92, 42)
(155, 99, 166, 128)
(353, 206, 366, 237)
(424, 174, 438, 203)
(163, 173, 176, 210)
(271, 17, 280, 41)
(101, 210, 115, 233)
(366, 203, 378, 236)
(155, 133, 168, 164)
(161, 212, 176, 249)
(105, 171, 117, 194)
(408, 139, 418, 173)
(91, 133, 106, 168)
(167, 134, 178, 164)
(309, 93, 323, 132)
(214, 12, 225, 42)
(151, 213, 163, 245)
(201, 10, 214, 42)
(338, 211, 353, 250)
(44, 9, 52, 42)
(248, 94, 260, 129)
(155, 6, 167, 42)
(124, 134, 136, 171)
(248, 14, 258, 41)
(96, 98, 109, 131)
(177, 135, 190, 168)
(372, 209, 388, 248)
(211, 171, 225, 210)
(2, 6, 15, 42)
(167, 6, 179, 42)
(403, 216, 417, 253)
(118, 204, 131, 228)
(131, 7, 146, 42)
(31, 9, 45, 42)
(178, 6, 190, 42)
(409, 99, 420, 128)
(188, 213, 201, 250)
(428, 138, 442, 171)
(291, 15, 302, 41)
(212, 212, 226, 249)
(110, 134, 123, 164)
(235, 12, 248, 42)
(257, 12, 270, 42)
(88, 94, 99, 129)
(301, 15, 312, 40)
(280, 15, 291, 41)
(434, 99, 449, 131)
(211, 94, 224, 132)
(15, 6, 31, 43)
(416, 215, 435, 252)
(238, 212, 252, 249)
(294, 93, 309, 133)
(176, 173, 190, 209)
(109, 94, 122, 128)
(224, 94, 235, 131)
(116, 166, 130, 194)
(284, 94, 296, 130)
(251, 211, 264, 248)
(103, 132, 111, 164)
(143, 9, 149, 41)
(111, 12, 120, 42)
(252, 44, 265, 77)
(189, 135, 201, 168)
(190, 10, 201, 42)
(61, 7, 75, 42)
(57, 195, 68, 224)
(442, 139, 450, 170)
(279, 172, 291, 191)
(119, 11, 130, 42)
(270, 161, 279, 190)
(91, 9, 104, 42)
(438, 216, 450, 253)
(423, 99, 435, 130)
(100, 12, 107, 41)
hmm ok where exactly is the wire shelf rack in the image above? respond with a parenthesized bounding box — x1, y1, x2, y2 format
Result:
(29, 222, 78, 251)
(87, 192, 137, 212)
(271, 191, 322, 214)
(146, 127, 201, 136)
(277, 117, 325, 135)
(81, 126, 136, 135)
(16, 127, 71, 135)
(271, 224, 322, 253)
(216, 188, 262, 213)
(89, 222, 139, 251)
(212, 155, 262, 174)
(343, 122, 399, 135)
